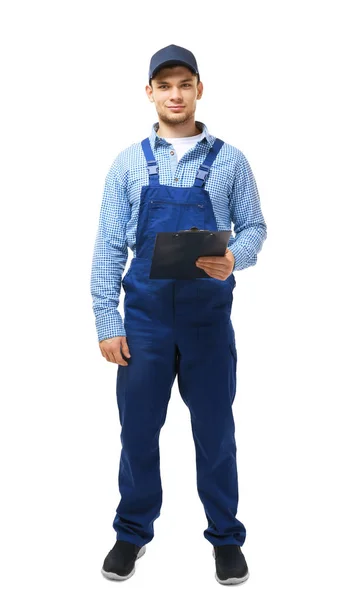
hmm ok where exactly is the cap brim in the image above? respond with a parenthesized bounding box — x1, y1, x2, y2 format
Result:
(151, 60, 197, 79)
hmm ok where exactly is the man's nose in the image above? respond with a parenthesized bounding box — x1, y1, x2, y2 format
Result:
(169, 88, 182, 100)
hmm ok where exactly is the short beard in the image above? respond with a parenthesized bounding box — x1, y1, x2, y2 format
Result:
(158, 108, 195, 127)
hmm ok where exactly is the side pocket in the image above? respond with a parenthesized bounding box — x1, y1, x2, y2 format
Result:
(227, 273, 236, 291)
(229, 342, 237, 362)
(122, 269, 130, 291)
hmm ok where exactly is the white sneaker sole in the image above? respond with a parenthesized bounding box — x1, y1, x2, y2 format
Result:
(212, 548, 250, 585)
(101, 544, 146, 581)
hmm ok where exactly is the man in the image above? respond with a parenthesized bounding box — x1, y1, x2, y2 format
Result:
(90, 44, 267, 585)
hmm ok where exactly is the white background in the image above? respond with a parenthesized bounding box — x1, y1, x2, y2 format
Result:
(1, 0, 359, 598)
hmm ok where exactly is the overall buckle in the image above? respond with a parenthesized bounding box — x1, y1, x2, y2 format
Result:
(147, 160, 158, 176)
(195, 165, 210, 181)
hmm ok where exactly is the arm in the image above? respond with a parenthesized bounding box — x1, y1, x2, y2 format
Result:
(90, 157, 130, 342)
(228, 152, 267, 271)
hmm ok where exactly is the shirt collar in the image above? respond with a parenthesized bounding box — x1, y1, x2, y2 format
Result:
(149, 120, 212, 151)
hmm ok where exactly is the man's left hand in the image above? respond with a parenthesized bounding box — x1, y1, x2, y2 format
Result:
(195, 249, 235, 280)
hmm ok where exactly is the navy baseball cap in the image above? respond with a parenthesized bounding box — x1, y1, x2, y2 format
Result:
(148, 44, 199, 82)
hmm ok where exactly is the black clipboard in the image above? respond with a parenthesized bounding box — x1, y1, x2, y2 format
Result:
(149, 227, 232, 279)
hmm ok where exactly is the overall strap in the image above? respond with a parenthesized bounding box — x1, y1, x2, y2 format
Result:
(193, 138, 225, 187)
(141, 138, 159, 186)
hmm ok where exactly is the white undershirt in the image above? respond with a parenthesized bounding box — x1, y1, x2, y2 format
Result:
(164, 130, 205, 162)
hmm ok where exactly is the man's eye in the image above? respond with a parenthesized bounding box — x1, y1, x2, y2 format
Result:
(158, 84, 191, 89)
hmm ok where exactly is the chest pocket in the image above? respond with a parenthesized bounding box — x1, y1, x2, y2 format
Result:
(148, 200, 205, 232)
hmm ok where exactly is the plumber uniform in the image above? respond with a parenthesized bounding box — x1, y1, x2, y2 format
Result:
(90, 120, 267, 548)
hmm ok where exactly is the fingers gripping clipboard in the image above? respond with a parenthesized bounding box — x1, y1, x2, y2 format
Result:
(149, 227, 232, 279)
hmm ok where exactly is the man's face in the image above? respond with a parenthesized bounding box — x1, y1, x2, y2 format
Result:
(146, 65, 203, 126)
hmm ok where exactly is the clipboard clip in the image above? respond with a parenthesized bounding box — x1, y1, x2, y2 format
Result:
(173, 227, 215, 237)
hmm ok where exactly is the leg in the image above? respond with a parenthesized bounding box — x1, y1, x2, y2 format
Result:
(113, 335, 177, 546)
(177, 326, 246, 546)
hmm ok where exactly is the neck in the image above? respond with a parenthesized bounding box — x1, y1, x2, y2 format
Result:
(157, 118, 202, 139)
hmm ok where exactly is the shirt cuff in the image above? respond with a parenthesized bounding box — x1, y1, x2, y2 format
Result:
(228, 243, 257, 272)
(95, 311, 126, 342)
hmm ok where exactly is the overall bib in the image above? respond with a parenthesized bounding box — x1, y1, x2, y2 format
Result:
(113, 137, 247, 547)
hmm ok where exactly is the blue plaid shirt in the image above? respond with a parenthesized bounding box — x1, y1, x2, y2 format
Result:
(90, 120, 267, 342)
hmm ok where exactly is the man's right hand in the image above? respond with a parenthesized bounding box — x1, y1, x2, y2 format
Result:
(99, 336, 131, 366)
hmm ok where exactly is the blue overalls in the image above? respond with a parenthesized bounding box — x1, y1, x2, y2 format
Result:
(113, 136, 247, 548)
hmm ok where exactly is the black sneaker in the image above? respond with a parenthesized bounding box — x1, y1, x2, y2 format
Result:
(101, 539, 146, 581)
(213, 544, 249, 585)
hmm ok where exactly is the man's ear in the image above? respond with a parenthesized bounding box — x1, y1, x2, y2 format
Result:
(145, 85, 154, 102)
